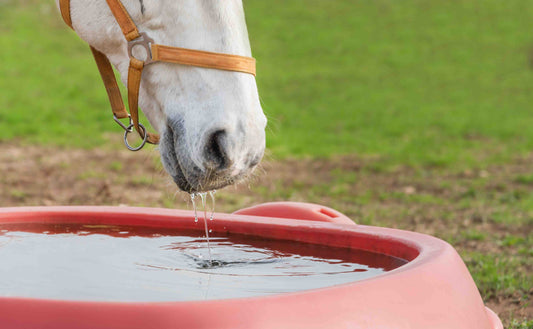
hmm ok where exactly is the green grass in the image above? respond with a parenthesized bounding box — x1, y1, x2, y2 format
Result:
(247, 0, 533, 166)
(0, 0, 151, 148)
(2, 0, 533, 167)
(464, 251, 531, 299)
(509, 319, 533, 329)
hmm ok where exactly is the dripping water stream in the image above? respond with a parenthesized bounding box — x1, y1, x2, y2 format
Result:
(190, 191, 216, 266)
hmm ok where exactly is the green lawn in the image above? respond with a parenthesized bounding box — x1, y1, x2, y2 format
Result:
(2, 0, 533, 168)
(248, 0, 533, 167)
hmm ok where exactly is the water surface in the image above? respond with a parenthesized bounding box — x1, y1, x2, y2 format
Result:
(0, 223, 406, 302)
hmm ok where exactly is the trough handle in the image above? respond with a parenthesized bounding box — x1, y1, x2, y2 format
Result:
(233, 202, 356, 225)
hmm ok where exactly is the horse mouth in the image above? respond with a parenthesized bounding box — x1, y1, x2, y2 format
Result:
(166, 158, 244, 193)
(170, 161, 242, 193)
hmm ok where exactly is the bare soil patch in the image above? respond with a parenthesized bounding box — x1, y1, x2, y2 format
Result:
(0, 143, 531, 326)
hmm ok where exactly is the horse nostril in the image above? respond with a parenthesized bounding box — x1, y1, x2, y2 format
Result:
(204, 130, 230, 170)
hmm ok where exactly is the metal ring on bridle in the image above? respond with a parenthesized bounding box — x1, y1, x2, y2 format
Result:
(113, 114, 134, 132)
(128, 32, 155, 65)
(124, 123, 148, 151)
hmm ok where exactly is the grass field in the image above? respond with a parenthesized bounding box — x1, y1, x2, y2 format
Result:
(1, 0, 532, 326)
(2, 0, 533, 167)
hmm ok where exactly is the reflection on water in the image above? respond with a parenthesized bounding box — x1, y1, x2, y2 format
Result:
(0, 224, 407, 302)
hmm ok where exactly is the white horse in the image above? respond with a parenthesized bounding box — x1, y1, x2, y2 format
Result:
(57, 0, 266, 192)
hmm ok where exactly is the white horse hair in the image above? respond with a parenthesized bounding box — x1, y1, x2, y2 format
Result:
(57, 0, 266, 192)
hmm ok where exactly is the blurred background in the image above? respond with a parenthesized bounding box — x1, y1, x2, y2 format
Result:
(0, 0, 532, 326)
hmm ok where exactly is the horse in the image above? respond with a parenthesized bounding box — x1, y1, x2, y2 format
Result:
(56, 0, 266, 193)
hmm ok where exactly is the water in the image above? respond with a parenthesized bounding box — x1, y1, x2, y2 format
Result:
(0, 224, 407, 302)
(209, 190, 216, 221)
(190, 191, 216, 264)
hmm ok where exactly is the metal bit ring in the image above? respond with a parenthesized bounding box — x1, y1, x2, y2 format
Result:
(124, 123, 148, 151)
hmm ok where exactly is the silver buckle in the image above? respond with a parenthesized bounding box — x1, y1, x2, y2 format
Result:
(127, 32, 154, 65)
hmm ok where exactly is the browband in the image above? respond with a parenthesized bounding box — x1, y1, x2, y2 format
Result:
(59, 0, 256, 150)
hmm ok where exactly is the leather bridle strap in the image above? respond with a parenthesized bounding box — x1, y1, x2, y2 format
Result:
(90, 46, 130, 121)
(58, 0, 256, 150)
(105, 0, 140, 41)
(151, 45, 256, 75)
(127, 58, 152, 144)
(61, 3, 132, 124)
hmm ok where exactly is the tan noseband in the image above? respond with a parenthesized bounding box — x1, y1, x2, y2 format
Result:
(59, 0, 256, 150)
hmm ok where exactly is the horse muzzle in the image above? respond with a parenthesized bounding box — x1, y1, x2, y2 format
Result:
(160, 119, 264, 193)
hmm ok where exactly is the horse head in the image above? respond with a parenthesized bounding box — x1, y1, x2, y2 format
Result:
(59, 0, 266, 192)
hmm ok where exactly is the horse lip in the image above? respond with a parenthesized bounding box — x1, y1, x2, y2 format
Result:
(179, 166, 241, 193)
(165, 149, 194, 192)
(171, 158, 244, 193)
(171, 162, 194, 193)
(160, 120, 193, 192)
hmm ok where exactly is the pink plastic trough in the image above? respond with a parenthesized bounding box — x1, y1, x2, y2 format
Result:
(0, 202, 503, 329)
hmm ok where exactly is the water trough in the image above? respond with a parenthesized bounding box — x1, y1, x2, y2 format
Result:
(0, 202, 503, 329)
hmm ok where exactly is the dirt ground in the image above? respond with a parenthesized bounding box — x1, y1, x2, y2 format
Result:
(0, 142, 531, 326)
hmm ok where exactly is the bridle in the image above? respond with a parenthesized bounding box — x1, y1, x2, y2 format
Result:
(59, 0, 256, 151)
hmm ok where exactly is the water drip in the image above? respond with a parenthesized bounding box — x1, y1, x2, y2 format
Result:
(199, 192, 212, 263)
(190, 193, 198, 223)
(209, 190, 216, 220)
(190, 191, 218, 267)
